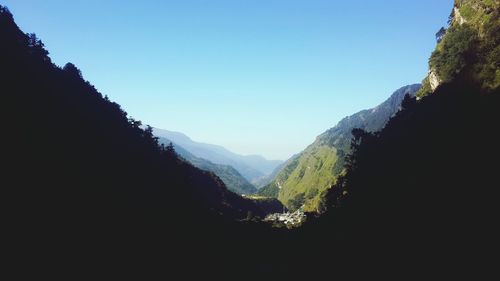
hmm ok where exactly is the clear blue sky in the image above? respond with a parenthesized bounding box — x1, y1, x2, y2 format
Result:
(3, 0, 453, 160)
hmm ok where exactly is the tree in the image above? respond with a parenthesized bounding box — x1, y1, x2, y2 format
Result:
(0, 5, 12, 18)
(26, 33, 50, 61)
(430, 25, 478, 82)
(448, 8, 455, 25)
(165, 142, 176, 156)
(142, 125, 159, 148)
(63, 63, 83, 79)
(401, 94, 417, 111)
(436, 27, 447, 43)
(128, 118, 142, 128)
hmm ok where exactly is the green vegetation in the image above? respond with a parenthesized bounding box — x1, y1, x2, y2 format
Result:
(159, 138, 257, 195)
(277, 145, 338, 212)
(418, 0, 500, 98)
(257, 155, 301, 198)
(456, 0, 497, 32)
(258, 145, 339, 212)
(257, 182, 280, 198)
(288, 193, 305, 211)
(187, 157, 257, 195)
(429, 24, 478, 83)
(416, 77, 432, 98)
(474, 2, 500, 90)
(200, 163, 257, 195)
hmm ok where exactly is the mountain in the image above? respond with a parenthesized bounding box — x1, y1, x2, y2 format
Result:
(252, 153, 300, 189)
(1, 7, 288, 277)
(0, 4, 285, 221)
(157, 137, 257, 195)
(416, 0, 499, 98)
(318, 84, 422, 150)
(3, 0, 499, 277)
(151, 128, 283, 182)
(304, 76, 500, 280)
(260, 84, 421, 211)
(302, 0, 500, 275)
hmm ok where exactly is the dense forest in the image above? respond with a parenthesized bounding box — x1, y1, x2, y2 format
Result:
(2, 0, 499, 278)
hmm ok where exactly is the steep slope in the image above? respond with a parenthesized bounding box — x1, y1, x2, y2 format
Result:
(0, 5, 281, 251)
(287, 78, 500, 278)
(157, 137, 257, 194)
(262, 84, 421, 211)
(305, 80, 500, 279)
(417, 0, 499, 97)
(0, 4, 276, 219)
(152, 128, 283, 181)
(295, 1, 500, 275)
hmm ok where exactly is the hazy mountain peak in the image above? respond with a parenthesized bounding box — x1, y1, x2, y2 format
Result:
(150, 127, 283, 182)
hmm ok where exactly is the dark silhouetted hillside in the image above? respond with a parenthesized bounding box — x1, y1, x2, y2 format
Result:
(1, 6, 285, 277)
(295, 79, 500, 278)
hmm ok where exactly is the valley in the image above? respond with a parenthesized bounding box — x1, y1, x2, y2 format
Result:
(2, 0, 499, 277)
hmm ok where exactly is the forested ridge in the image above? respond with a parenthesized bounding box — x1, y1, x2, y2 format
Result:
(1, 6, 284, 277)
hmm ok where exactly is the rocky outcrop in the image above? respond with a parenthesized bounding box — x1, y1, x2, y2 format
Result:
(429, 69, 442, 91)
(453, 7, 467, 25)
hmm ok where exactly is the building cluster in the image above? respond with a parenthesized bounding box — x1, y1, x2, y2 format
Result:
(264, 209, 306, 226)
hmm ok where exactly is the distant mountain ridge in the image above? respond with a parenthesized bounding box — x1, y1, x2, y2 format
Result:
(318, 84, 422, 150)
(151, 128, 283, 183)
(157, 137, 257, 195)
(260, 84, 421, 211)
